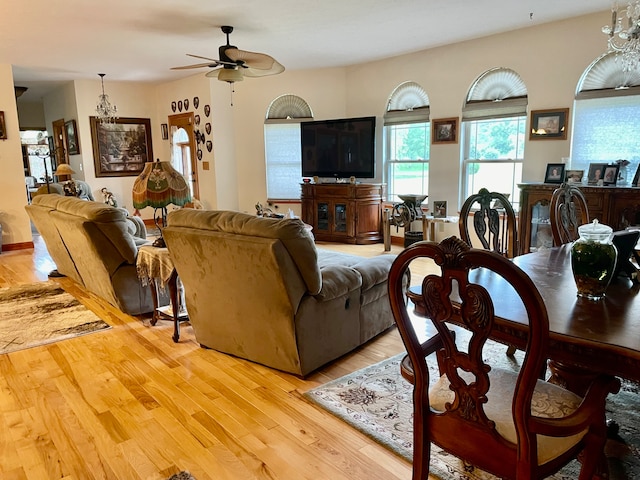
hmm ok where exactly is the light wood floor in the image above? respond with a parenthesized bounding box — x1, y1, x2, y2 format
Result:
(0, 237, 442, 480)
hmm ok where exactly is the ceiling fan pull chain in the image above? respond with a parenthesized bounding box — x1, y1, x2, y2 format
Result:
(230, 82, 235, 107)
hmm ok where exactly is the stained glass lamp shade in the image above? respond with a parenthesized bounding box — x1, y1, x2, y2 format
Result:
(132, 160, 191, 247)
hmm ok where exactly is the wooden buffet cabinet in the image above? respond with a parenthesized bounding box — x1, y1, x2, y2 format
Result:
(518, 182, 640, 254)
(300, 183, 384, 244)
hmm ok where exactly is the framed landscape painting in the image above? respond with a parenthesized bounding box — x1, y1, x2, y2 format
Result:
(90, 117, 153, 177)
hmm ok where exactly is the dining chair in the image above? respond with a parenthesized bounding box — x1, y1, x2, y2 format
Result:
(549, 182, 589, 245)
(459, 188, 519, 355)
(459, 188, 518, 258)
(388, 236, 620, 480)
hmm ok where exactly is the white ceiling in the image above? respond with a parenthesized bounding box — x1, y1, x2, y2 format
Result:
(4, 0, 614, 102)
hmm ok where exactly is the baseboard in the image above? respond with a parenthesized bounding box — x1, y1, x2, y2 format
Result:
(1, 241, 35, 252)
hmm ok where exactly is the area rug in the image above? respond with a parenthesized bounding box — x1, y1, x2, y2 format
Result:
(305, 332, 639, 480)
(0, 281, 111, 354)
(167, 472, 196, 480)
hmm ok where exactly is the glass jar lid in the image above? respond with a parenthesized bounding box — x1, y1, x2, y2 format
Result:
(578, 219, 613, 242)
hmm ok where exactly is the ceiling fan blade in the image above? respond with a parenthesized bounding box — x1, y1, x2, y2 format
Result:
(171, 62, 220, 70)
(243, 61, 285, 77)
(186, 53, 219, 62)
(225, 48, 285, 75)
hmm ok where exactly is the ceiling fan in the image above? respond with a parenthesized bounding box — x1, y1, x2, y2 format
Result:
(171, 26, 284, 84)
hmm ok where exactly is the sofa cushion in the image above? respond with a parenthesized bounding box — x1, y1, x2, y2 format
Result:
(168, 209, 322, 294)
(317, 249, 394, 292)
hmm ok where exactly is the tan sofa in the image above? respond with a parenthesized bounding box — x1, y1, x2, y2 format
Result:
(163, 209, 403, 376)
(25, 194, 154, 315)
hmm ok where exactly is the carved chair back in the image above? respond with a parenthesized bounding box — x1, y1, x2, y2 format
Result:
(459, 188, 518, 258)
(387, 236, 620, 480)
(549, 183, 589, 245)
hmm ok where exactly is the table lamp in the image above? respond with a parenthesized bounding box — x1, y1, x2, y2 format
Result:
(54, 163, 77, 196)
(132, 159, 191, 248)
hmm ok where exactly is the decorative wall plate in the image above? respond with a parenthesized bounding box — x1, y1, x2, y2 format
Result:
(171, 101, 177, 112)
(184, 98, 189, 110)
(195, 114, 200, 125)
(204, 105, 211, 117)
(193, 97, 199, 109)
(206, 140, 212, 152)
(197, 149, 203, 160)
(205, 122, 211, 135)
(177, 100, 183, 112)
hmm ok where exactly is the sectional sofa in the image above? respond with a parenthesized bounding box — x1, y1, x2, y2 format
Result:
(163, 209, 404, 376)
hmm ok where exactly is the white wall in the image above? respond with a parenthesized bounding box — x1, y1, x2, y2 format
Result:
(0, 65, 33, 247)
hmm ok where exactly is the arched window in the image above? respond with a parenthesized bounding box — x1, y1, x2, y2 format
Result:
(571, 52, 640, 185)
(461, 67, 528, 209)
(264, 94, 313, 200)
(383, 81, 430, 202)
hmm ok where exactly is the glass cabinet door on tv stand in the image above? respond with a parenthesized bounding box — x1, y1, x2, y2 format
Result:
(315, 201, 348, 237)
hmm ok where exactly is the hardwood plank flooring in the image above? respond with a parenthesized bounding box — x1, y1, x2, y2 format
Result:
(0, 236, 440, 480)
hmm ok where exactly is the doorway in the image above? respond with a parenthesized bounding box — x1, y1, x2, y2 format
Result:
(168, 113, 199, 200)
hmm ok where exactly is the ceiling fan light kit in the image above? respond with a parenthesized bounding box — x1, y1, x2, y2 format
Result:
(212, 68, 244, 83)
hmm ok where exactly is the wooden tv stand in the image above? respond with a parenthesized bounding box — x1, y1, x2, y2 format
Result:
(300, 183, 384, 244)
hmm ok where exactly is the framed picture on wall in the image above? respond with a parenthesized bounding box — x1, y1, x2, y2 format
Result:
(90, 116, 153, 177)
(0, 111, 6, 140)
(432, 117, 458, 144)
(529, 108, 569, 140)
(64, 119, 80, 154)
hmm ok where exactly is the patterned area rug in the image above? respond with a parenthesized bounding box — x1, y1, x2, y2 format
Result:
(305, 332, 639, 479)
(167, 472, 196, 480)
(0, 281, 111, 354)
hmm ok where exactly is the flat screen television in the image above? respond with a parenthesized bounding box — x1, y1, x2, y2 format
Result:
(301, 116, 376, 179)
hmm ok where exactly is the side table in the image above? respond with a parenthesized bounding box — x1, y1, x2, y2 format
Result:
(136, 244, 188, 342)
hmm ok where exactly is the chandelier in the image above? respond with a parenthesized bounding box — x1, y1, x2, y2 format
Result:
(95, 73, 118, 124)
(602, 1, 640, 72)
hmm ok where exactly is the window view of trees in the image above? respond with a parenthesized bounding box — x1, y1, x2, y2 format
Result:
(462, 116, 526, 208)
(386, 122, 430, 202)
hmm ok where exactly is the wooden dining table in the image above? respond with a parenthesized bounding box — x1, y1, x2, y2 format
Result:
(409, 243, 640, 394)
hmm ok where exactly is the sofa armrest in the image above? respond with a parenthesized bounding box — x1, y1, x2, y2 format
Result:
(314, 265, 362, 302)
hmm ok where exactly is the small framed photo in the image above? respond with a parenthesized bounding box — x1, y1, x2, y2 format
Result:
(161, 123, 169, 140)
(544, 163, 565, 184)
(432, 117, 458, 144)
(64, 119, 80, 154)
(632, 164, 640, 187)
(529, 108, 569, 140)
(587, 163, 607, 185)
(433, 201, 447, 218)
(565, 169, 584, 184)
(603, 164, 620, 186)
(0, 111, 6, 140)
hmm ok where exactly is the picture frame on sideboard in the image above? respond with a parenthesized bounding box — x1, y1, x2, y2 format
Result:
(633, 164, 640, 187)
(544, 163, 565, 184)
(603, 164, 620, 186)
(587, 163, 607, 185)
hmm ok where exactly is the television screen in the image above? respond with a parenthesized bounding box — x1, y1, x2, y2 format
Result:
(301, 116, 376, 178)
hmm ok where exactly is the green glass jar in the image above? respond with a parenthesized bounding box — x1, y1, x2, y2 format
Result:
(571, 220, 617, 300)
